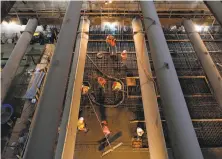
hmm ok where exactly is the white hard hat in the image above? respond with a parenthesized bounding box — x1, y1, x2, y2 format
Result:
(137, 127, 143, 132)
(79, 117, 84, 121)
(123, 50, 127, 53)
(31, 98, 37, 104)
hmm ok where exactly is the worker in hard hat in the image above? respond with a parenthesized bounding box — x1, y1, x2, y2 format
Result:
(106, 34, 117, 57)
(82, 85, 90, 95)
(98, 77, 107, 89)
(112, 81, 122, 91)
(98, 121, 111, 146)
(77, 117, 88, 133)
(121, 50, 127, 67)
(136, 127, 144, 140)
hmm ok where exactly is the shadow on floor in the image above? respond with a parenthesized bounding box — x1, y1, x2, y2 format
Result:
(98, 131, 122, 151)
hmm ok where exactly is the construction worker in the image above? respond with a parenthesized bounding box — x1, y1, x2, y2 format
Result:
(121, 50, 127, 67)
(77, 117, 88, 133)
(98, 77, 107, 89)
(106, 34, 117, 57)
(136, 127, 144, 140)
(102, 121, 111, 138)
(82, 85, 90, 95)
(112, 81, 122, 91)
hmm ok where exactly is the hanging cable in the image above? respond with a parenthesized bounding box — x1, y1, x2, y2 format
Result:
(87, 94, 112, 147)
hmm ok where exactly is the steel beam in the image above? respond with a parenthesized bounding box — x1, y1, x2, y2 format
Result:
(1, 18, 38, 103)
(23, 1, 82, 159)
(140, 1, 203, 159)
(183, 19, 222, 108)
(132, 18, 168, 159)
(55, 17, 90, 159)
(204, 1, 222, 26)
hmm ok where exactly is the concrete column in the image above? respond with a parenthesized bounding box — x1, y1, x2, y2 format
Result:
(132, 18, 168, 159)
(204, 1, 222, 27)
(55, 17, 90, 159)
(140, 1, 203, 159)
(23, 1, 82, 159)
(183, 19, 222, 108)
(60, 17, 90, 159)
(1, 18, 38, 103)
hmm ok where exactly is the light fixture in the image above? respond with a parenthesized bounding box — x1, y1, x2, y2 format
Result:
(194, 25, 203, 32)
(109, 0, 112, 3)
(194, 24, 209, 32)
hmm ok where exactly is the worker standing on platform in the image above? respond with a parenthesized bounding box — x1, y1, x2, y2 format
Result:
(121, 50, 127, 67)
(106, 34, 117, 58)
(77, 117, 88, 133)
(136, 127, 144, 140)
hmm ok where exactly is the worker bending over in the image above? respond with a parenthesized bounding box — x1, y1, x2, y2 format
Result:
(102, 121, 111, 138)
(77, 117, 88, 133)
(112, 81, 122, 91)
(106, 34, 117, 58)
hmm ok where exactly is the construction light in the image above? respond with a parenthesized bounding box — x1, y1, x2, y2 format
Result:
(194, 25, 209, 32)
(195, 25, 203, 32)
(102, 21, 119, 31)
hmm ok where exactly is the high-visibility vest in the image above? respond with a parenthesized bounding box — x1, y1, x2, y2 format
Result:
(98, 77, 107, 87)
(106, 36, 116, 46)
(77, 120, 85, 130)
(112, 82, 122, 91)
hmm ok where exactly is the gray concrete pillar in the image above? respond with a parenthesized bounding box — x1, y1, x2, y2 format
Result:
(55, 17, 90, 159)
(140, 1, 203, 159)
(183, 19, 222, 108)
(132, 18, 168, 159)
(1, 18, 38, 103)
(204, 1, 222, 27)
(23, 1, 82, 159)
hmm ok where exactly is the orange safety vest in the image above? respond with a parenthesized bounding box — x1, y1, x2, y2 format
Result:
(106, 36, 116, 46)
(98, 77, 107, 87)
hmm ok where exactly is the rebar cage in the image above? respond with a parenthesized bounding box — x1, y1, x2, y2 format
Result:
(80, 21, 222, 148)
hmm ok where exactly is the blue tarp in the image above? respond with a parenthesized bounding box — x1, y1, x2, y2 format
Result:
(24, 71, 45, 99)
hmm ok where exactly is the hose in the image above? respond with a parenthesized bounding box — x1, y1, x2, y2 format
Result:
(86, 54, 125, 108)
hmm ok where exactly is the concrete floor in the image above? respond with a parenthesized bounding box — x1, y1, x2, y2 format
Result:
(74, 107, 150, 159)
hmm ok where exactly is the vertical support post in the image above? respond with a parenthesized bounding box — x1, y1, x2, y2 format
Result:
(1, 18, 38, 103)
(23, 1, 82, 159)
(204, 1, 222, 27)
(55, 17, 90, 159)
(183, 19, 222, 107)
(60, 17, 90, 159)
(140, 1, 204, 159)
(132, 18, 168, 159)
